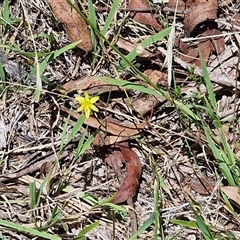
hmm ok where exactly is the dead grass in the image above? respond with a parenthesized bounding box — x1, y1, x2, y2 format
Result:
(0, 0, 240, 239)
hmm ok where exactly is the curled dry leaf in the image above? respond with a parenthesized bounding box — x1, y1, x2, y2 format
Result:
(110, 145, 142, 204)
(47, 0, 92, 52)
(184, 0, 218, 36)
(128, 0, 162, 31)
(167, 0, 218, 36)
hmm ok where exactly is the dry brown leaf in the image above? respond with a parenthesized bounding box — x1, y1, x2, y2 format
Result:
(85, 117, 146, 137)
(132, 94, 163, 116)
(129, 69, 166, 115)
(220, 186, 240, 209)
(93, 131, 129, 146)
(203, 29, 225, 54)
(181, 175, 215, 196)
(176, 38, 199, 63)
(232, 13, 240, 27)
(61, 76, 120, 95)
(47, 0, 92, 52)
(167, 0, 218, 36)
(128, 0, 162, 31)
(192, 40, 212, 67)
(62, 107, 146, 137)
(110, 145, 142, 204)
(176, 29, 224, 67)
(105, 149, 124, 170)
(116, 38, 155, 58)
(166, 0, 185, 10)
(189, 176, 215, 195)
(184, 0, 218, 36)
(144, 69, 168, 86)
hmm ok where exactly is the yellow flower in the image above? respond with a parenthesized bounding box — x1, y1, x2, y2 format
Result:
(75, 92, 99, 118)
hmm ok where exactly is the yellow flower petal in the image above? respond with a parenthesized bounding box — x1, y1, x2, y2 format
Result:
(84, 92, 89, 101)
(77, 106, 83, 112)
(90, 105, 99, 112)
(75, 96, 85, 103)
(90, 96, 99, 104)
(75, 92, 99, 118)
(85, 108, 91, 118)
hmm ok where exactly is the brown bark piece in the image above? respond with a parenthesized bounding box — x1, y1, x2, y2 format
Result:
(47, 0, 92, 52)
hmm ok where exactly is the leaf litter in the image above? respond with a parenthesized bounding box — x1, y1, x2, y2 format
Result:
(47, 0, 92, 52)
(1, 0, 240, 239)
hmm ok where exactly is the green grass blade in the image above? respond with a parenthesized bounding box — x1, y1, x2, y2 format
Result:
(0, 61, 5, 82)
(68, 114, 85, 143)
(75, 221, 99, 239)
(39, 40, 81, 74)
(60, 114, 70, 153)
(195, 215, 213, 240)
(29, 40, 81, 80)
(2, 0, 10, 23)
(34, 61, 41, 101)
(97, 76, 202, 122)
(118, 27, 171, 69)
(96, 76, 163, 97)
(99, 202, 129, 213)
(62, 186, 98, 206)
(0, 219, 61, 240)
(153, 175, 161, 239)
(170, 219, 198, 228)
(190, 203, 214, 240)
(76, 134, 95, 157)
(102, 0, 121, 37)
(203, 125, 236, 186)
(87, 0, 97, 52)
(73, 130, 87, 163)
(199, 47, 217, 109)
(29, 182, 37, 209)
(129, 212, 156, 240)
